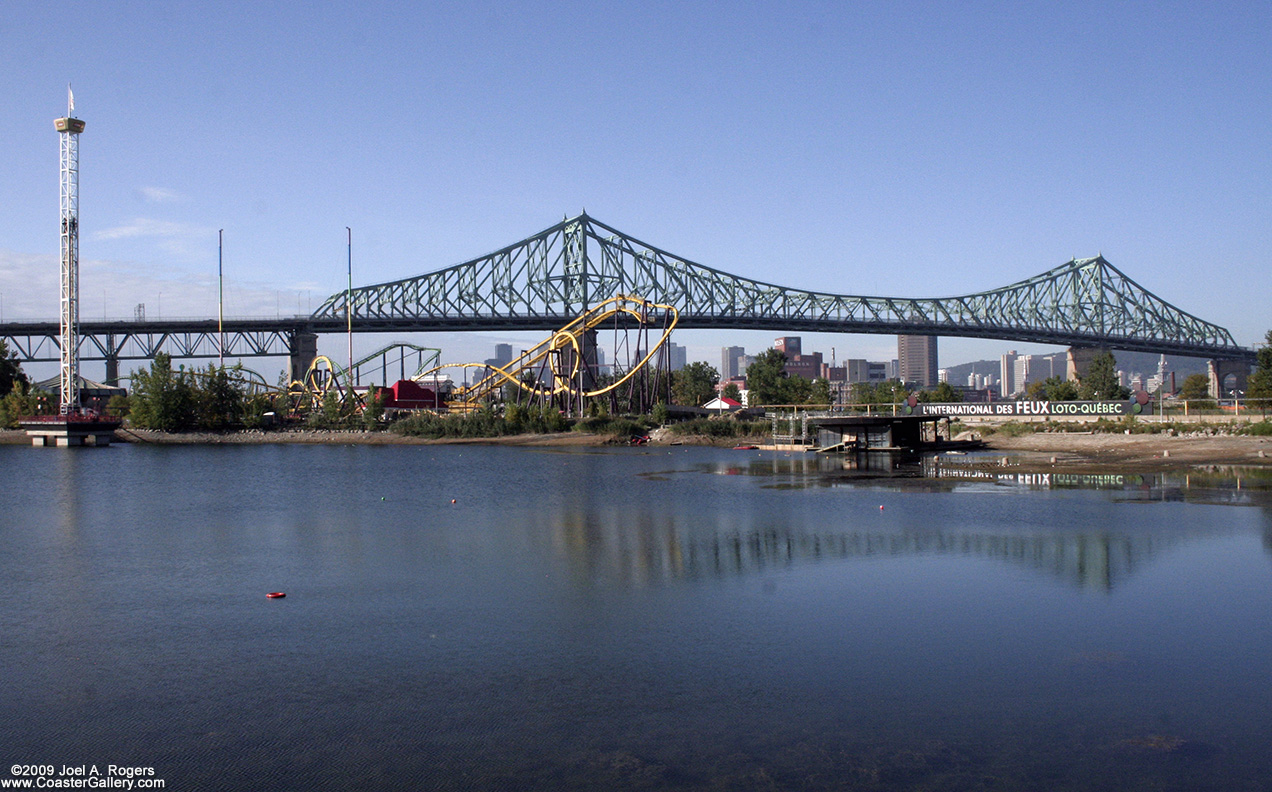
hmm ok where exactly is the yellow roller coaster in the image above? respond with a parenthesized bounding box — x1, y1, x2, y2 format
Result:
(419, 295, 679, 413)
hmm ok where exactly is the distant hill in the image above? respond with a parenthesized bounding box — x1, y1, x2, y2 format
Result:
(943, 350, 1210, 390)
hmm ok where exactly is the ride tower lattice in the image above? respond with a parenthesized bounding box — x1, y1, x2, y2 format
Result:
(55, 96, 85, 415)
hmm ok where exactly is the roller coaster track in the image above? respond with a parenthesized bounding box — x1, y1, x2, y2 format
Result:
(424, 294, 678, 411)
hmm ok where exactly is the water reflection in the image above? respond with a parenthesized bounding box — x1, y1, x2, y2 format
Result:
(541, 498, 1208, 593)
(691, 451, 1272, 505)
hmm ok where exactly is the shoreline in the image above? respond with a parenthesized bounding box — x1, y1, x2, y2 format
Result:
(0, 427, 763, 449)
(4, 427, 1271, 472)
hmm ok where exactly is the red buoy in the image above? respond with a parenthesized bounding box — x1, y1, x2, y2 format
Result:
(266, 592, 286, 599)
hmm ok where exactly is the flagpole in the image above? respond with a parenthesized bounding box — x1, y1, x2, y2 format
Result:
(346, 227, 353, 390)
(218, 229, 224, 367)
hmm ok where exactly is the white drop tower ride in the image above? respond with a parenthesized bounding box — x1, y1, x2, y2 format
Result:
(55, 90, 84, 414)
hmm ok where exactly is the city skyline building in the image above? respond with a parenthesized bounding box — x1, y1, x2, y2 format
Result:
(666, 342, 688, 372)
(774, 337, 801, 358)
(721, 345, 746, 379)
(897, 335, 938, 388)
(1000, 350, 1018, 397)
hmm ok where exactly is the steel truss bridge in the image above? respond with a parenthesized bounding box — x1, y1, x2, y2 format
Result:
(0, 212, 1255, 379)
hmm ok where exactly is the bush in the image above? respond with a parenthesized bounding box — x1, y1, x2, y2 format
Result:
(1241, 421, 1272, 437)
(390, 405, 571, 439)
(574, 416, 652, 438)
(981, 421, 1035, 438)
(668, 417, 768, 438)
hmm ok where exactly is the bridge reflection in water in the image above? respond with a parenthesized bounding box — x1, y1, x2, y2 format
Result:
(539, 455, 1269, 593)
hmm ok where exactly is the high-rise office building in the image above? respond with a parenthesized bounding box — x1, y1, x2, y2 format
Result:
(485, 342, 514, 370)
(774, 337, 802, 358)
(897, 335, 938, 388)
(1000, 350, 1018, 397)
(721, 345, 746, 379)
(666, 342, 688, 372)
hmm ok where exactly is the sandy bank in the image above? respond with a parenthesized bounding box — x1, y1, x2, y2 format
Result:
(982, 431, 1272, 470)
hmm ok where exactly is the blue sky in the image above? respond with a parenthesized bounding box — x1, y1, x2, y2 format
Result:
(2, 1, 1268, 380)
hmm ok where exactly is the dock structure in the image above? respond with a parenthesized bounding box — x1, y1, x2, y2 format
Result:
(810, 414, 949, 453)
(20, 415, 121, 447)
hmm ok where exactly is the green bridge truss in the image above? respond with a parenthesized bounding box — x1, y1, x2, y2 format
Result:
(314, 213, 1249, 361)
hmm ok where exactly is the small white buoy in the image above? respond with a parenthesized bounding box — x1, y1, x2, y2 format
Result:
(1163, 450, 1170, 458)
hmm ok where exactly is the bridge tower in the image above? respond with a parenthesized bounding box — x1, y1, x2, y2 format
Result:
(55, 90, 85, 414)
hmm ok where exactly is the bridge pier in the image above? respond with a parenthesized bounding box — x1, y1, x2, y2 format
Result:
(104, 351, 119, 387)
(1208, 359, 1250, 399)
(1065, 346, 1108, 383)
(289, 331, 319, 383)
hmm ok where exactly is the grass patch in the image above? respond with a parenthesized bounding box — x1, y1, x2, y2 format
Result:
(1240, 420, 1272, 436)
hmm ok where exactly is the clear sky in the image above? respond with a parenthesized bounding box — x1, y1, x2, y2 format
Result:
(2, 1, 1268, 380)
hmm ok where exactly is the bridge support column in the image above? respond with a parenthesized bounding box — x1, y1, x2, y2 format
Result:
(1065, 346, 1108, 382)
(1208, 359, 1250, 399)
(289, 331, 319, 383)
(102, 333, 120, 386)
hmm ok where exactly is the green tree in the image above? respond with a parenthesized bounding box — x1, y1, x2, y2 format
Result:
(1078, 351, 1129, 400)
(106, 393, 130, 419)
(0, 339, 28, 397)
(318, 390, 345, 427)
(671, 362, 719, 407)
(196, 365, 244, 431)
(808, 377, 832, 406)
(918, 381, 963, 403)
(745, 349, 788, 406)
(780, 375, 813, 405)
(242, 393, 274, 429)
(129, 354, 197, 432)
(1026, 376, 1080, 401)
(721, 382, 742, 402)
(651, 402, 669, 425)
(0, 381, 42, 428)
(1247, 330, 1272, 400)
(362, 386, 385, 430)
(849, 380, 909, 408)
(1178, 373, 1210, 401)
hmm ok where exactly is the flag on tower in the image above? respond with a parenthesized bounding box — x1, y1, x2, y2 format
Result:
(68, 85, 75, 113)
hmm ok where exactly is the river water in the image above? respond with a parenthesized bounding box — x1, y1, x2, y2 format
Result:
(2, 444, 1271, 791)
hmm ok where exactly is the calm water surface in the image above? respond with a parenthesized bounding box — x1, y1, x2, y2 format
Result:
(2, 444, 1272, 791)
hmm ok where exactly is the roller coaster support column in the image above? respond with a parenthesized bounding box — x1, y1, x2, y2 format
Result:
(289, 330, 319, 383)
(1208, 359, 1250, 400)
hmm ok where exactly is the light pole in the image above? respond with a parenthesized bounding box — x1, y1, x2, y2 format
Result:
(346, 227, 353, 389)
(218, 229, 224, 367)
